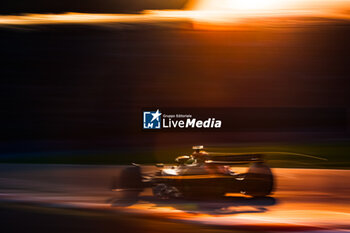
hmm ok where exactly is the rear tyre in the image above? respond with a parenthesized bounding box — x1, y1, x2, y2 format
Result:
(243, 162, 274, 197)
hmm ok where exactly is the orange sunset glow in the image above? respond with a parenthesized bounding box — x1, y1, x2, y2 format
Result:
(0, 0, 349, 27)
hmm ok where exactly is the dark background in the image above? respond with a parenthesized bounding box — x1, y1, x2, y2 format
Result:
(0, 0, 187, 14)
(0, 1, 350, 159)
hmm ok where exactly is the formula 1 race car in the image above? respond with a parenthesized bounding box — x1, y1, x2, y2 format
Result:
(112, 146, 325, 199)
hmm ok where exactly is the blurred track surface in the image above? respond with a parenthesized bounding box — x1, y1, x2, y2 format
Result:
(0, 164, 349, 232)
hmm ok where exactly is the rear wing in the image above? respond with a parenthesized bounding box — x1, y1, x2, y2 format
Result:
(203, 153, 264, 165)
(202, 151, 327, 165)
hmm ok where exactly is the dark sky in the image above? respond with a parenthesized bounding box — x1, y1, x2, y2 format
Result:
(0, 0, 187, 14)
(1, 24, 349, 149)
(0, 0, 350, 153)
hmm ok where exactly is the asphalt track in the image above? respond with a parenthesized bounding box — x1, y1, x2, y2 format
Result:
(0, 164, 349, 232)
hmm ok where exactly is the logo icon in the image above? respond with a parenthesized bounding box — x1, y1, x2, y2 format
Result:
(143, 109, 162, 129)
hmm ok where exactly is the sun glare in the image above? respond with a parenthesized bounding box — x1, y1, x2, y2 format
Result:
(190, 0, 290, 12)
(229, 0, 284, 11)
(188, 0, 350, 12)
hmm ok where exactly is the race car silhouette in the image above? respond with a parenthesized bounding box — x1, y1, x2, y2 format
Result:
(112, 146, 326, 199)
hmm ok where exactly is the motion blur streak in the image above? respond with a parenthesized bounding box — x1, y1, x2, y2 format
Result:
(0, 13, 180, 26)
(0, 0, 350, 27)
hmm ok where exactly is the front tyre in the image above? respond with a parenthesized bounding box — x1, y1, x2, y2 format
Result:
(111, 166, 143, 202)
